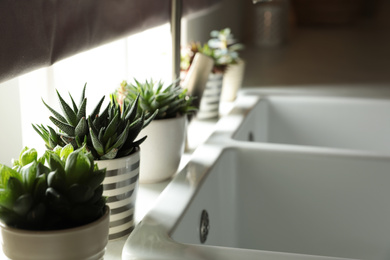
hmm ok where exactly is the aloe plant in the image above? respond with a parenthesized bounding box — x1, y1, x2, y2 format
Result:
(33, 84, 157, 160)
(116, 79, 196, 120)
(0, 145, 106, 230)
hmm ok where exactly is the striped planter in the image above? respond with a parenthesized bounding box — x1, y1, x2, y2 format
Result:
(96, 149, 140, 240)
(197, 72, 224, 120)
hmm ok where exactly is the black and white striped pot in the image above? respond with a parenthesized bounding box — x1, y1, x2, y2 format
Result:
(197, 72, 224, 120)
(96, 149, 140, 240)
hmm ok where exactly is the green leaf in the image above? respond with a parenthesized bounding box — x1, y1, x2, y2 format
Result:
(65, 150, 92, 185)
(99, 148, 118, 160)
(85, 169, 106, 190)
(79, 83, 87, 108)
(91, 96, 105, 119)
(76, 97, 87, 121)
(47, 170, 66, 192)
(75, 117, 88, 137)
(33, 174, 47, 201)
(56, 90, 78, 126)
(20, 162, 38, 192)
(47, 153, 65, 176)
(124, 95, 140, 122)
(69, 92, 79, 115)
(41, 98, 68, 123)
(102, 112, 119, 143)
(60, 144, 74, 160)
(68, 183, 94, 203)
(13, 194, 33, 216)
(49, 116, 75, 136)
(20, 148, 38, 167)
(90, 127, 105, 156)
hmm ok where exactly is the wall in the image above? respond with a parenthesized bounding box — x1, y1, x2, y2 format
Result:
(0, 78, 23, 164)
(183, 0, 244, 44)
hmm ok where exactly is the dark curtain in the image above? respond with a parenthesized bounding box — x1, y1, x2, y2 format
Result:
(0, 0, 220, 83)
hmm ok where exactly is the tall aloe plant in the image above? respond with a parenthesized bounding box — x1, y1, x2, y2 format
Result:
(33, 84, 157, 160)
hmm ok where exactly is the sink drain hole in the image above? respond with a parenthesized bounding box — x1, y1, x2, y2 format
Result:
(199, 210, 210, 244)
(248, 131, 255, 142)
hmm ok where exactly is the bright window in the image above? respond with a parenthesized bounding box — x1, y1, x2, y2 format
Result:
(0, 23, 173, 163)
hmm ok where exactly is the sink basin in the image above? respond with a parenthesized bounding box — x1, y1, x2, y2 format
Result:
(124, 144, 390, 260)
(122, 89, 390, 260)
(232, 95, 390, 155)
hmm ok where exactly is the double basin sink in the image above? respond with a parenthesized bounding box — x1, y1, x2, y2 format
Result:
(123, 87, 390, 260)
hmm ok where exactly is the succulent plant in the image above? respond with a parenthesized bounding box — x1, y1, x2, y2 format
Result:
(116, 79, 197, 120)
(0, 145, 106, 230)
(181, 28, 244, 74)
(33, 84, 157, 160)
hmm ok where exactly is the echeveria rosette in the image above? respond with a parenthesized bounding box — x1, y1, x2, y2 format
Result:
(0, 145, 106, 230)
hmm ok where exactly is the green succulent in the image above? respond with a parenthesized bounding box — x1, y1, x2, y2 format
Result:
(88, 95, 156, 159)
(181, 28, 244, 74)
(117, 79, 196, 120)
(0, 145, 106, 230)
(33, 84, 157, 160)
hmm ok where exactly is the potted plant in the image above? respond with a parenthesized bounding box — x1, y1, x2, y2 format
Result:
(33, 84, 157, 240)
(0, 145, 109, 260)
(181, 28, 244, 119)
(115, 79, 196, 183)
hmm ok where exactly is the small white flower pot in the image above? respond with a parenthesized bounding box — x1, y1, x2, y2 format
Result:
(0, 206, 110, 260)
(139, 115, 187, 183)
(97, 150, 140, 240)
(221, 59, 246, 102)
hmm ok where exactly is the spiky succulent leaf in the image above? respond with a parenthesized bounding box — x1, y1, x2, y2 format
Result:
(56, 90, 78, 126)
(49, 116, 75, 136)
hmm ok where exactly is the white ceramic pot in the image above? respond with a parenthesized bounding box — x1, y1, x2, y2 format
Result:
(139, 115, 187, 184)
(0, 206, 109, 260)
(197, 72, 224, 120)
(96, 150, 140, 240)
(221, 59, 246, 102)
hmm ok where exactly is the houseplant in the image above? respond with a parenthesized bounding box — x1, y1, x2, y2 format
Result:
(115, 79, 196, 183)
(181, 28, 244, 119)
(33, 84, 157, 240)
(0, 145, 109, 260)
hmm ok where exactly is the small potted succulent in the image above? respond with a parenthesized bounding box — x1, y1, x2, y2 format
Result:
(115, 79, 196, 183)
(182, 28, 244, 119)
(0, 145, 109, 260)
(33, 84, 157, 240)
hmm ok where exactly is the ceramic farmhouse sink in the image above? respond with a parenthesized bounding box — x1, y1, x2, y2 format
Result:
(230, 94, 390, 155)
(123, 142, 390, 260)
(122, 89, 390, 260)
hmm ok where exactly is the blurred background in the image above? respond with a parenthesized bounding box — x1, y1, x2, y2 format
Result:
(0, 0, 389, 162)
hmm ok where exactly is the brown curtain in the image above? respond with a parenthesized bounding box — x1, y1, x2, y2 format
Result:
(0, 0, 220, 83)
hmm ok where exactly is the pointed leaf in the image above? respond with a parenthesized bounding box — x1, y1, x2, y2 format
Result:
(75, 117, 88, 137)
(56, 90, 77, 126)
(90, 96, 105, 119)
(42, 98, 67, 123)
(49, 116, 75, 136)
(89, 127, 105, 156)
(76, 97, 87, 121)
